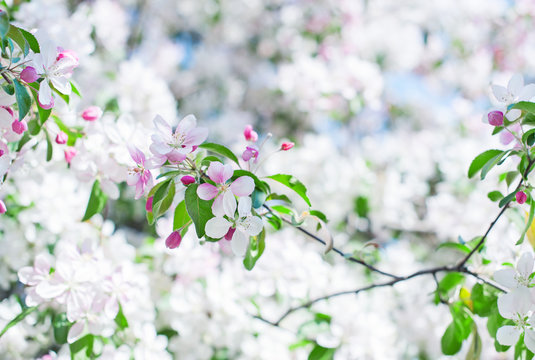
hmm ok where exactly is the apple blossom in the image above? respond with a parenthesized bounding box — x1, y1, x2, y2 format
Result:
(492, 74, 535, 120)
(126, 145, 153, 199)
(244, 124, 258, 142)
(494, 252, 535, 289)
(11, 119, 27, 135)
(242, 145, 259, 162)
(496, 289, 535, 351)
(55, 131, 67, 144)
(64, 147, 77, 164)
(205, 197, 263, 255)
(150, 114, 208, 165)
(197, 162, 254, 217)
(17, 254, 53, 306)
(81, 106, 103, 122)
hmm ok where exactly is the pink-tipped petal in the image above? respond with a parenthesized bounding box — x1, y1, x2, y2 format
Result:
(127, 145, 146, 165)
(0, 200, 6, 214)
(207, 162, 234, 184)
(230, 176, 255, 197)
(153, 115, 172, 134)
(197, 183, 218, 200)
(185, 127, 209, 147)
(81, 106, 102, 122)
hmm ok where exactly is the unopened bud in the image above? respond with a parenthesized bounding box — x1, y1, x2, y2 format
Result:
(180, 175, 196, 186)
(55, 131, 68, 144)
(11, 119, 27, 134)
(488, 111, 504, 126)
(81, 106, 103, 122)
(244, 125, 258, 142)
(280, 142, 294, 151)
(0, 200, 6, 214)
(20, 66, 39, 83)
(516, 191, 528, 204)
(64, 147, 77, 164)
(165, 231, 182, 249)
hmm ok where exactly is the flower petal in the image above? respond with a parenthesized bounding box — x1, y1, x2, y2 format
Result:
(207, 162, 233, 184)
(494, 269, 517, 289)
(492, 85, 510, 103)
(205, 217, 232, 239)
(526, 329, 535, 353)
(230, 176, 255, 197)
(38, 81, 53, 107)
(127, 145, 145, 165)
(517, 252, 534, 278)
(197, 183, 218, 200)
(36, 280, 67, 299)
(508, 74, 524, 96)
(212, 194, 225, 217)
(153, 115, 172, 135)
(177, 114, 197, 134)
(497, 293, 515, 319)
(185, 127, 209, 146)
(245, 216, 263, 236)
(67, 321, 85, 344)
(223, 190, 237, 217)
(496, 325, 521, 346)
(238, 196, 252, 218)
(231, 230, 248, 256)
(519, 84, 535, 102)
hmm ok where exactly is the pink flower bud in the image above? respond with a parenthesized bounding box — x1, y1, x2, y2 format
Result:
(0, 149, 4, 157)
(81, 106, 102, 122)
(1, 106, 13, 118)
(146, 196, 153, 212)
(38, 97, 54, 110)
(180, 175, 196, 186)
(242, 146, 259, 162)
(64, 147, 76, 164)
(55, 131, 68, 144)
(488, 111, 504, 126)
(165, 231, 182, 249)
(516, 191, 528, 204)
(244, 125, 258, 142)
(224, 227, 236, 241)
(0, 200, 6, 214)
(281, 142, 294, 151)
(20, 66, 39, 83)
(11, 119, 27, 134)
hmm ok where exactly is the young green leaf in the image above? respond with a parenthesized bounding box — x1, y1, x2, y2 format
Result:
(517, 199, 535, 245)
(70, 334, 94, 360)
(18, 27, 39, 53)
(173, 200, 191, 230)
(0, 306, 37, 338)
(487, 191, 504, 202)
(52, 313, 70, 344)
(45, 129, 53, 161)
(0, 11, 9, 39)
(81, 180, 108, 221)
(243, 228, 266, 270)
(184, 184, 213, 238)
(468, 149, 503, 179)
(441, 322, 463, 355)
(199, 143, 240, 166)
(267, 174, 311, 207)
(511, 101, 535, 114)
(13, 78, 31, 120)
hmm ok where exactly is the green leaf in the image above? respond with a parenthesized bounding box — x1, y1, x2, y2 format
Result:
(0, 306, 37, 338)
(199, 142, 240, 166)
(511, 101, 535, 114)
(70, 81, 81, 97)
(6, 25, 28, 56)
(45, 129, 53, 161)
(465, 326, 482, 360)
(438, 273, 465, 298)
(436, 242, 471, 254)
(81, 180, 108, 221)
(173, 200, 191, 230)
(267, 174, 311, 207)
(523, 128, 535, 146)
(354, 195, 370, 218)
(0, 11, 9, 39)
(266, 193, 292, 204)
(487, 191, 504, 202)
(441, 322, 463, 355)
(501, 171, 519, 188)
(523, 113, 535, 126)
(243, 228, 265, 270)
(13, 78, 31, 120)
(70, 334, 94, 360)
(481, 151, 509, 180)
(18, 27, 39, 53)
(152, 179, 175, 219)
(499, 191, 517, 208)
(156, 170, 182, 180)
(265, 211, 282, 230)
(308, 344, 336, 360)
(471, 283, 496, 317)
(114, 304, 128, 330)
(53, 313, 70, 344)
(517, 199, 535, 245)
(184, 184, 213, 238)
(310, 209, 328, 223)
(468, 149, 503, 179)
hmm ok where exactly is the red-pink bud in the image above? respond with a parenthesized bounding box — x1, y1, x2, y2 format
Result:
(81, 106, 102, 122)
(0, 149, 4, 157)
(165, 231, 182, 249)
(11, 119, 27, 134)
(488, 111, 504, 126)
(180, 175, 196, 186)
(244, 125, 258, 142)
(55, 131, 68, 144)
(0, 200, 6, 214)
(224, 227, 236, 241)
(64, 147, 77, 164)
(281, 142, 294, 151)
(146, 196, 153, 212)
(20, 66, 39, 83)
(516, 191, 528, 204)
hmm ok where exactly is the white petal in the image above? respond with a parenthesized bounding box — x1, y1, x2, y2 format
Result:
(517, 253, 534, 278)
(205, 217, 232, 239)
(17, 267, 35, 285)
(245, 216, 263, 236)
(38, 81, 53, 106)
(238, 196, 252, 218)
(494, 269, 517, 289)
(519, 84, 535, 102)
(231, 230, 248, 256)
(50, 76, 71, 95)
(506, 109, 521, 121)
(153, 115, 172, 135)
(212, 194, 225, 217)
(514, 287, 532, 315)
(67, 321, 85, 344)
(497, 293, 515, 319)
(36, 280, 67, 299)
(496, 325, 521, 346)
(526, 329, 535, 353)
(177, 114, 197, 133)
(100, 179, 119, 200)
(492, 85, 511, 103)
(222, 190, 237, 217)
(508, 74, 524, 96)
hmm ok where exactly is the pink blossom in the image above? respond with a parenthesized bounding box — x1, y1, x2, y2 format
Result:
(150, 114, 208, 165)
(20, 66, 39, 83)
(0, 199, 6, 214)
(81, 106, 102, 122)
(517, 191, 528, 204)
(146, 196, 153, 212)
(500, 124, 521, 146)
(197, 162, 254, 217)
(64, 147, 77, 164)
(180, 175, 196, 186)
(488, 111, 504, 126)
(281, 142, 294, 151)
(56, 131, 68, 144)
(17, 254, 52, 306)
(165, 231, 182, 249)
(126, 145, 153, 199)
(243, 125, 258, 142)
(11, 119, 27, 134)
(242, 146, 259, 162)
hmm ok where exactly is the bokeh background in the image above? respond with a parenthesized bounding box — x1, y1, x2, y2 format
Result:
(1, 0, 535, 358)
